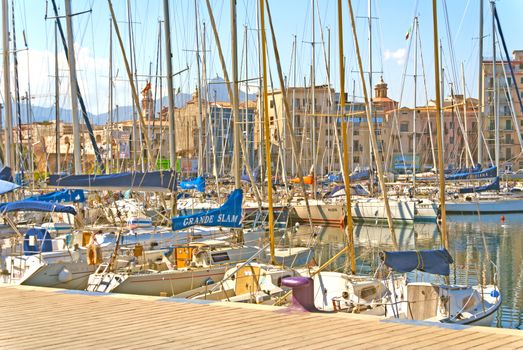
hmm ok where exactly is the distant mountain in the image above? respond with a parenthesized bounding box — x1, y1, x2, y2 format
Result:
(15, 76, 256, 126)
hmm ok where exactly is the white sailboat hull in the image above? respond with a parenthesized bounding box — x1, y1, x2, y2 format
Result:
(292, 198, 433, 224)
(446, 198, 523, 214)
(87, 267, 227, 296)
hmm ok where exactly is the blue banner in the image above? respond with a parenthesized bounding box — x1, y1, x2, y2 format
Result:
(172, 189, 243, 231)
(179, 177, 206, 192)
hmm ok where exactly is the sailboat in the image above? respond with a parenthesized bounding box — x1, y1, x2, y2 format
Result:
(365, 0, 502, 325)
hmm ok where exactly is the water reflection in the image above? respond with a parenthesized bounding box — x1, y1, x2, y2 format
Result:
(290, 216, 522, 329)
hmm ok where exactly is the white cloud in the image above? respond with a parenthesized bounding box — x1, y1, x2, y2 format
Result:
(1, 44, 110, 116)
(384, 48, 407, 65)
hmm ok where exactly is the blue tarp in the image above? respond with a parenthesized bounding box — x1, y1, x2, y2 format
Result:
(382, 249, 454, 276)
(179, 177, 206, 192)
(327, 184, 369, 198)
(0, 179, 20, 195)
(48, 171, 176, 192)
(0, 200, 77, 215)
(172, 189, 243, 231)
(23, 228, 53, 255)
(459, 177, 500, 194)
(0, 166, 13, 182)
(241, 167, 261, 183)
(326, 170, 370, 183)
(24, 189, 85, 203)
(445, 166, 497, 181)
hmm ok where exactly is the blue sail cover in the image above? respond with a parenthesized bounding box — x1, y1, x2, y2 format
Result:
(23, 228, 53, 255)
(445, 166, 497, 180)
(0, 200, 77, 215)
(382, 249, 454, 276)
(459, 177, 500, 194)
(326, 170, 370, 183)
(24, 189, 85, 203)
(172, 189, 243, 231)
(0, 179, 20, 195)
(0, 166, 13, 182)
(179, 177, 206, 192)
(48, 171, 176, 192)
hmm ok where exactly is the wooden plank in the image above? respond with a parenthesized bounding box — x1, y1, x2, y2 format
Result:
(0, 285, 520, 350)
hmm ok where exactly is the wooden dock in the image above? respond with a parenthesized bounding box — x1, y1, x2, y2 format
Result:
(0, 284, 521, 349)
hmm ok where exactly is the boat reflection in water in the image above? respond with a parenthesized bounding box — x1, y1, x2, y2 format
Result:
(288, 217, 522, 329)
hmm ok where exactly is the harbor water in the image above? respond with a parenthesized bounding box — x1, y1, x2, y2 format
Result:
(290, 214, 523, 329)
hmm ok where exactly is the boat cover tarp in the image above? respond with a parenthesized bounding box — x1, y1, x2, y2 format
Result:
(382, 248, 454, 276)
(179, 177, 206, 192)
(445, 166, 497, 181)
(23, 228, 53, 255)
(241, 167, 261, 183)
(24, 189, 85, 203)
(0, 200, 77, 215)
(48, 171, 176, 192)
(459, 177, 500, 194)
(327, 170, 370, 183)
(0, 166, 13, 182)
(172, 189, 243, 231)
(0, 179, 20, 195)
(327, 184, 369, 197)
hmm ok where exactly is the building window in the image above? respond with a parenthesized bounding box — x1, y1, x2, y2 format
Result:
(270, 100, 274, 109)
(507, 77, 512, 86)
(520, 77, 523, 84)
(506, 147, 512, 159)
(505, 119, 512, 130)
(400, 123, 409, 132)
(505, 134, 513, 144)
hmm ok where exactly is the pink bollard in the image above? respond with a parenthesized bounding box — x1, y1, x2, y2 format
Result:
(281, 276, 318, 312)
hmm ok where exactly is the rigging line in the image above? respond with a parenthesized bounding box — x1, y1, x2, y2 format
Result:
(454, 0, 472, 49)
(441, 0, 461, 94)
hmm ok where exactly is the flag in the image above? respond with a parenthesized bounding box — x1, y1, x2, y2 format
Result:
(405, 26, 412, 40)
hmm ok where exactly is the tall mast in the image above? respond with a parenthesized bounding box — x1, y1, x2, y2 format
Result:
(231, 0, 241, 188)
(477, 0, 484, 165)
(194, 0, 204, 176)
(162, 0, 176, 172)
(491, 0, 499, 177)
(291, 34, 297, 176)
(260, 0, 275, 263)
(337, 0, 355, 274)
(462, 62, 468, 168)
(256, 0, 264, 196)
(244, 24, 249, 170)
(412, 17, 418, 191)
(55, 23, 60, 173)
(368, 0, 374, 195)
(310, 0, 317, 198)
(440, 45, 445, 161)
(11, 0, 22, 176)
(2, 0, 13, 169)
(107, 18, 113, 173)
(348, 0, 397, 248)
(431, 0, 448, 250)
(64, 0, 82, 174)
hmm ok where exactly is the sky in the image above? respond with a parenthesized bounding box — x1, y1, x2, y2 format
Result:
(3, 0, 523, 120)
